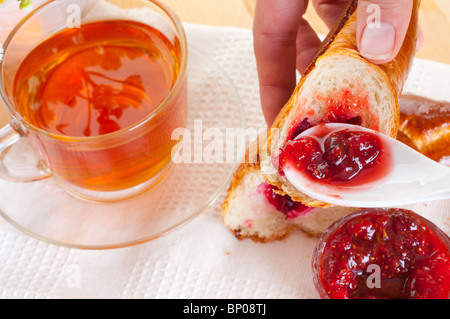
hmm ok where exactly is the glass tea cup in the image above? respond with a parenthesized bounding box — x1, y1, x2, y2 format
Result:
(0, 0, 188, 202)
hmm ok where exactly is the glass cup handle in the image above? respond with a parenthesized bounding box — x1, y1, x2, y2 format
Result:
(0, 123, 51, 182)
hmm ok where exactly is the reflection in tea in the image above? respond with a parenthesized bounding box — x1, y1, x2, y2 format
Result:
(13, 20, 187, 194)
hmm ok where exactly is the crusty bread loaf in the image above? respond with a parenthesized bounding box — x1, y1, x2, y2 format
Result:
(221, 93, 449, 242)
(259, 0, 421, 207)
(398, 94, 450, 166)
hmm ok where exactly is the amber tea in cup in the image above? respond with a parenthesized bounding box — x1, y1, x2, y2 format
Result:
(14, 20, 186, 191)
(0, 0, 188, 201)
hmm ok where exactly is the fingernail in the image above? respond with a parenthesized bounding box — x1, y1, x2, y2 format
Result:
(360, 22, 396, 61)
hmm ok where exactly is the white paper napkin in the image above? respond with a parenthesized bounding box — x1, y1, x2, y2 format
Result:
(0, 20, 449, 299)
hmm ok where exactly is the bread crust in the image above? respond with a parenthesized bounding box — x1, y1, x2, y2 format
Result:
(399, 94, 450, 164)
(259, 0, 421, 207)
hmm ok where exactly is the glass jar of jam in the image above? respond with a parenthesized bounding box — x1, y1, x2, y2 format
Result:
(312, 208, 450, 299)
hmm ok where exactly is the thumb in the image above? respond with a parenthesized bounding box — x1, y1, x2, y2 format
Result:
(356, 0, 414, 64)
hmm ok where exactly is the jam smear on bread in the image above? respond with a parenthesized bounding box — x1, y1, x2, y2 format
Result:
(259, 183, 314, 220)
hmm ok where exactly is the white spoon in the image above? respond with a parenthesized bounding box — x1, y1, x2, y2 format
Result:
(282, 123, 450, 207)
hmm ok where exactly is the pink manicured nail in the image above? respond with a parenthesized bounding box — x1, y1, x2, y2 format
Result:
(360, 22, 396, 61)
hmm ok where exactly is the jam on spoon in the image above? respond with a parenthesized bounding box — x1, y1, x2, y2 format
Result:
(278, 123, 450, 207)
(276, 124, 391, 187)
(312, 208, 450, 299)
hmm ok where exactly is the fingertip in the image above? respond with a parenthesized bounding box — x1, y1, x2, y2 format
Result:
(359, 21, 396, 64)
(356, 0, 414, 64)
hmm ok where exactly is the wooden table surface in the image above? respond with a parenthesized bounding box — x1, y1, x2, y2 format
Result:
(0, 0, 449, 126)
(164, 0, 450, 64)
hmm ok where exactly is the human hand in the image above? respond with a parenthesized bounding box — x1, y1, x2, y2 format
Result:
(253, 0, 423, 126)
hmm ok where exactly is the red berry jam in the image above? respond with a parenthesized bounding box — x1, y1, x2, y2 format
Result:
(277, 126, 390, 186)
(312, 208, 450, 299)
(258, 182, 314, 220)
(287, 118, 314, 141)
(286, 116, 363, 142)
(286, 88, 376, 141)
(322, 89, 374, 127)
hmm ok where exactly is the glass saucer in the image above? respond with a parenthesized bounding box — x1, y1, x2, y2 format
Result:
(0, 46, 246, 249)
